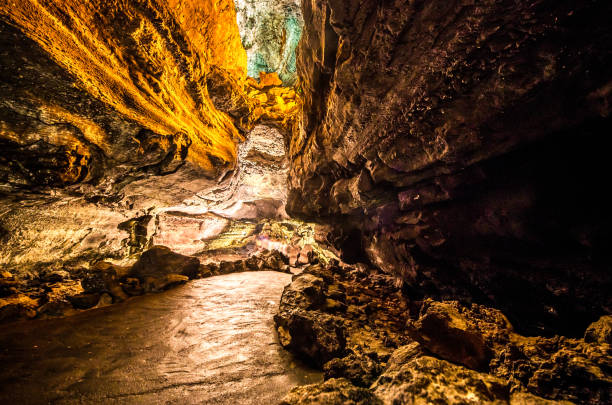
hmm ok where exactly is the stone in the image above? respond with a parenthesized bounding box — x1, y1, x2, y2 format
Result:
(274, 274, 347, 366)
(372, 354, 510, 405)
(258, 71, 283, 87)
(130, 246, 200, 280)
(121, 278, 144, 296)
(68, 293, 100, 309)
(286, 0, 612, 338)
(143, 274, 189, 292)
(323, 352, 383, 387)
(584, 315, 612, 345)
(234, 0, 303, 85)
(406, 299, 492, 370)
(280, 378, 382, 405)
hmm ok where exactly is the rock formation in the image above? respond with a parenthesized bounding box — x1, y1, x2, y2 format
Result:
(0, 0, 611, 403)
(275, 262, 612, 404)
(234, 0, 303, 85)
(287, 0, 612, 337)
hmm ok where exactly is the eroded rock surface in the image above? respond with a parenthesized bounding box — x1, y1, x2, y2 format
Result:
(0, 246, 294, 323)
(288, 0, 612, 337)
(276, 262, 612, 404)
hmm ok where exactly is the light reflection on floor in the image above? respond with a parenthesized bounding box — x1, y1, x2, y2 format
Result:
(0, 272, 322, 404)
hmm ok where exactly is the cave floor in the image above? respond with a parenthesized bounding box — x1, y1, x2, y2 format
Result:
(0, 271, 321, 404)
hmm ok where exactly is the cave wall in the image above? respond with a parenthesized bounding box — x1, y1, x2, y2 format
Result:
(0, 0, 247, 191)
(234, 0, 303, 85)
(288, 0, 612, 336)
(0, 0, 260, 273)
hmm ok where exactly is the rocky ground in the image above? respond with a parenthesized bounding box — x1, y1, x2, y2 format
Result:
(0, 246, 302, 324)
(275, 261, 612, 404)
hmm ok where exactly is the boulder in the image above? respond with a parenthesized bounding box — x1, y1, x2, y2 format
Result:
(372, 353, 510, 404)
(130, 246, 200, 280)
(143, 274, 189, 292)
(280, 378, 382, 405)
(323, 352, 383, 387)
(274, 273, 346, 366)
(584, 315, 612, 345)
(68, 293, 100, 309)
(406, 299, 492, 370)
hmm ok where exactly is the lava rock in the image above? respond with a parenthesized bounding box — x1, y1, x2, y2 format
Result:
(280, 378, 382, 405)
(274, 273, 346, 366)
(68, 293, 100, 309)
(323, 352, 383, 387)
(584, 315, 612, 345)
(130, 246, 200, 280)
(406, 299, 492, 370)
(372, 353, 510, 404)
(142, 274, 189, 292)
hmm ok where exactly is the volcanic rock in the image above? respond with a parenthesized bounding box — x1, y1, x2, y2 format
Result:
(406, 299, 492, 370)
(130, 246, 200, 280)
(280, 378, 382, 405)
(584, 316, 612, 345)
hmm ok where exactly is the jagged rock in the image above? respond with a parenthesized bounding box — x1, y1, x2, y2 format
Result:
(68, 293, 100, 310)
(121, 278, 144, 296)
(288, 0, 612, 338)
(234, 0, 303, 85)
(274, 273, 347, 366)
(0, 271, 20, 297)
(142, 274, 189, 292)
(584, 316, 612, 345)
(373, 354, 510, 404)
(406, 299, 492, 370)
(0, 295, 38, 322)
(130, 246, 200, 280)
(280, 378, 382, 405)
(323, 352, 383, 387)
(79, 261, 129, 302)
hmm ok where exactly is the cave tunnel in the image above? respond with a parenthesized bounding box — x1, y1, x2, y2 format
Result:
(0, 1, 611, 404)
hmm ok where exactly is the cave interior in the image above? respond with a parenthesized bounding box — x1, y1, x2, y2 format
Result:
(0, 0, 611, 404)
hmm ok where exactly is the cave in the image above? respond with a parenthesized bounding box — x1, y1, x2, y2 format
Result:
(0, 1, 611, 404)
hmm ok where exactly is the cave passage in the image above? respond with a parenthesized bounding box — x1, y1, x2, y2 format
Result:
(1, 0, 611, 404)
(0, 272, 322, 404)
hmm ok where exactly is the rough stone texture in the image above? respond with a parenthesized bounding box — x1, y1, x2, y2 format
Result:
(130, 245, 200, 280)
(234, 0, 303, 85)
(275, 262, 611, 404)
(280, 378, 382, 405)
(406, 299, 493, 370)
(584, 315, 612, 345)
(288, 0, 612, 337)
(407, 300, 612, 404)
(0, 1, 301, 278)
(373, 352, 510, 404)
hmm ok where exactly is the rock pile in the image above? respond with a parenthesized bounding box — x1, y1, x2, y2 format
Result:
(0, 246, 292, 323)
(276, 262, 612, 404)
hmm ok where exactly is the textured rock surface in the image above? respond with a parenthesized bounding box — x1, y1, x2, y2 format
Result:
(1, 0, 246, 184)
(234, 0, 303, 85)
(288, 0, 612, 337)
(276, 262, 612, 404)
(281, 378, 382, 405)
(0, 246, 295, 323)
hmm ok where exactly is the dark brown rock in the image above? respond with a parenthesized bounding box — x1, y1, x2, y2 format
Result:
(130, 246, 200, 280)
(280, 378, 382, 405)
(68, 293, 100, 309)
(584, 316, 612, 345)
(274, 273, 346, 366)
(288, 0, 612, 338)
(323, 352, 383, 388)
(406, 299, 492, 370)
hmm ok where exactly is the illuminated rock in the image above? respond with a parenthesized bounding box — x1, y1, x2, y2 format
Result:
(1, 0, 247, 185)
(234, 0, 302, 85)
